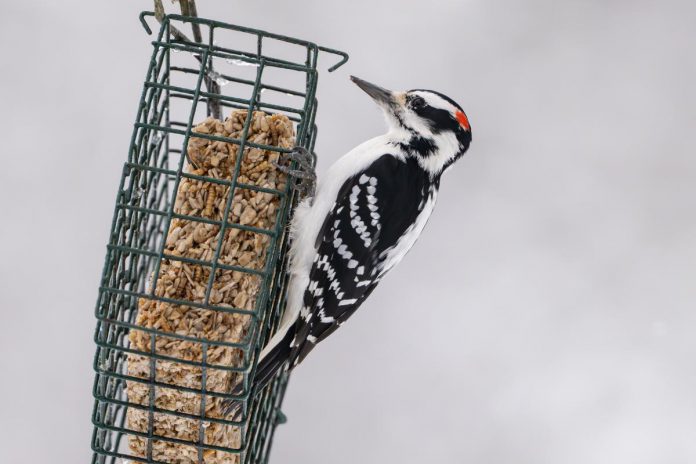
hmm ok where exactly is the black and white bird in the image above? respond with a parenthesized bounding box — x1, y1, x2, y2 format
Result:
(227, 76, 472, 413)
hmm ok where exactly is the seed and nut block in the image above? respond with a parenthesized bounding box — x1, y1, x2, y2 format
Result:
(126, 110, 293, 463)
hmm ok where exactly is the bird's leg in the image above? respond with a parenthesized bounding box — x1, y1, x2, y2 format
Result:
(273, 146, 317, 200)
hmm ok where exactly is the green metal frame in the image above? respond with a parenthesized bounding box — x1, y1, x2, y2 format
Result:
(90, 12, 348, 464)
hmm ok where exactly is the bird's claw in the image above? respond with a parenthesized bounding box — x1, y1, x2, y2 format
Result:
(284, 146, 314, 170)
(273, 146, 317, 199)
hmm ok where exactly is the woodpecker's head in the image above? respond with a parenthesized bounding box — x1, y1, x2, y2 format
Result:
(351, 75, 472, 176)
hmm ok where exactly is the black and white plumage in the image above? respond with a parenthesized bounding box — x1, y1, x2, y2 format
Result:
(236, 76, 472, 407)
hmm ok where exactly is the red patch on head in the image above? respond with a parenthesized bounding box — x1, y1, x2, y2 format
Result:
(455, 111, 470, 131)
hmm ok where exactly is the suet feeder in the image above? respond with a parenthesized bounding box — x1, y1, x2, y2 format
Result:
(90, 10, 348, 464)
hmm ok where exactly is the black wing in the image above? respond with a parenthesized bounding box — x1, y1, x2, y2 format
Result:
(289, 154, 431, 366)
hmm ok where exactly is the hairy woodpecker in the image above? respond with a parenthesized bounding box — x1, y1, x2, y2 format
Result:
(225, 76, 472, 415)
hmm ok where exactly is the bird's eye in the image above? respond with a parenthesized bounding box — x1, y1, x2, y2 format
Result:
(410, 96, 425, 110)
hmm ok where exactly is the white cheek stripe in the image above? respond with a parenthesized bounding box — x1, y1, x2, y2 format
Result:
(411, 90, 458, 114)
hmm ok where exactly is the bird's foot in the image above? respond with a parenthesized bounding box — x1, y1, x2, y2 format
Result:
(273, 146, 316, 199)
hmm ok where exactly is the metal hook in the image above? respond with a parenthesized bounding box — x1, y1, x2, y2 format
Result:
(318, 46, 350, 72)
(140, 11, 154, 35)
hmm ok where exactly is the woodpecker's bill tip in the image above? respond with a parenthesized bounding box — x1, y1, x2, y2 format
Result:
(350, 76, 394, 106)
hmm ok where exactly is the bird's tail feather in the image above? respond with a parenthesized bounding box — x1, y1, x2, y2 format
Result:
(222, 323, 296, 419)
(254, 323, 296, 390)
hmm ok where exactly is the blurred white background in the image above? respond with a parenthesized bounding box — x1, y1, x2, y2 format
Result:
(1, 1, 695, 463)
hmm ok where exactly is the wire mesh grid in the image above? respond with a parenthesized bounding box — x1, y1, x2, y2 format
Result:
(91, 12, 347, 464)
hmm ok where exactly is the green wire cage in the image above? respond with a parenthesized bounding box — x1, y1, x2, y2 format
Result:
(91, 12, 348, 464)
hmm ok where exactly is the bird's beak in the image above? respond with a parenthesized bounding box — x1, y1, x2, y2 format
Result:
(350, 76, 396, 108)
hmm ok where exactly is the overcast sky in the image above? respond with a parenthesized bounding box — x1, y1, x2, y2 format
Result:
(1, 1, 695, 463)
